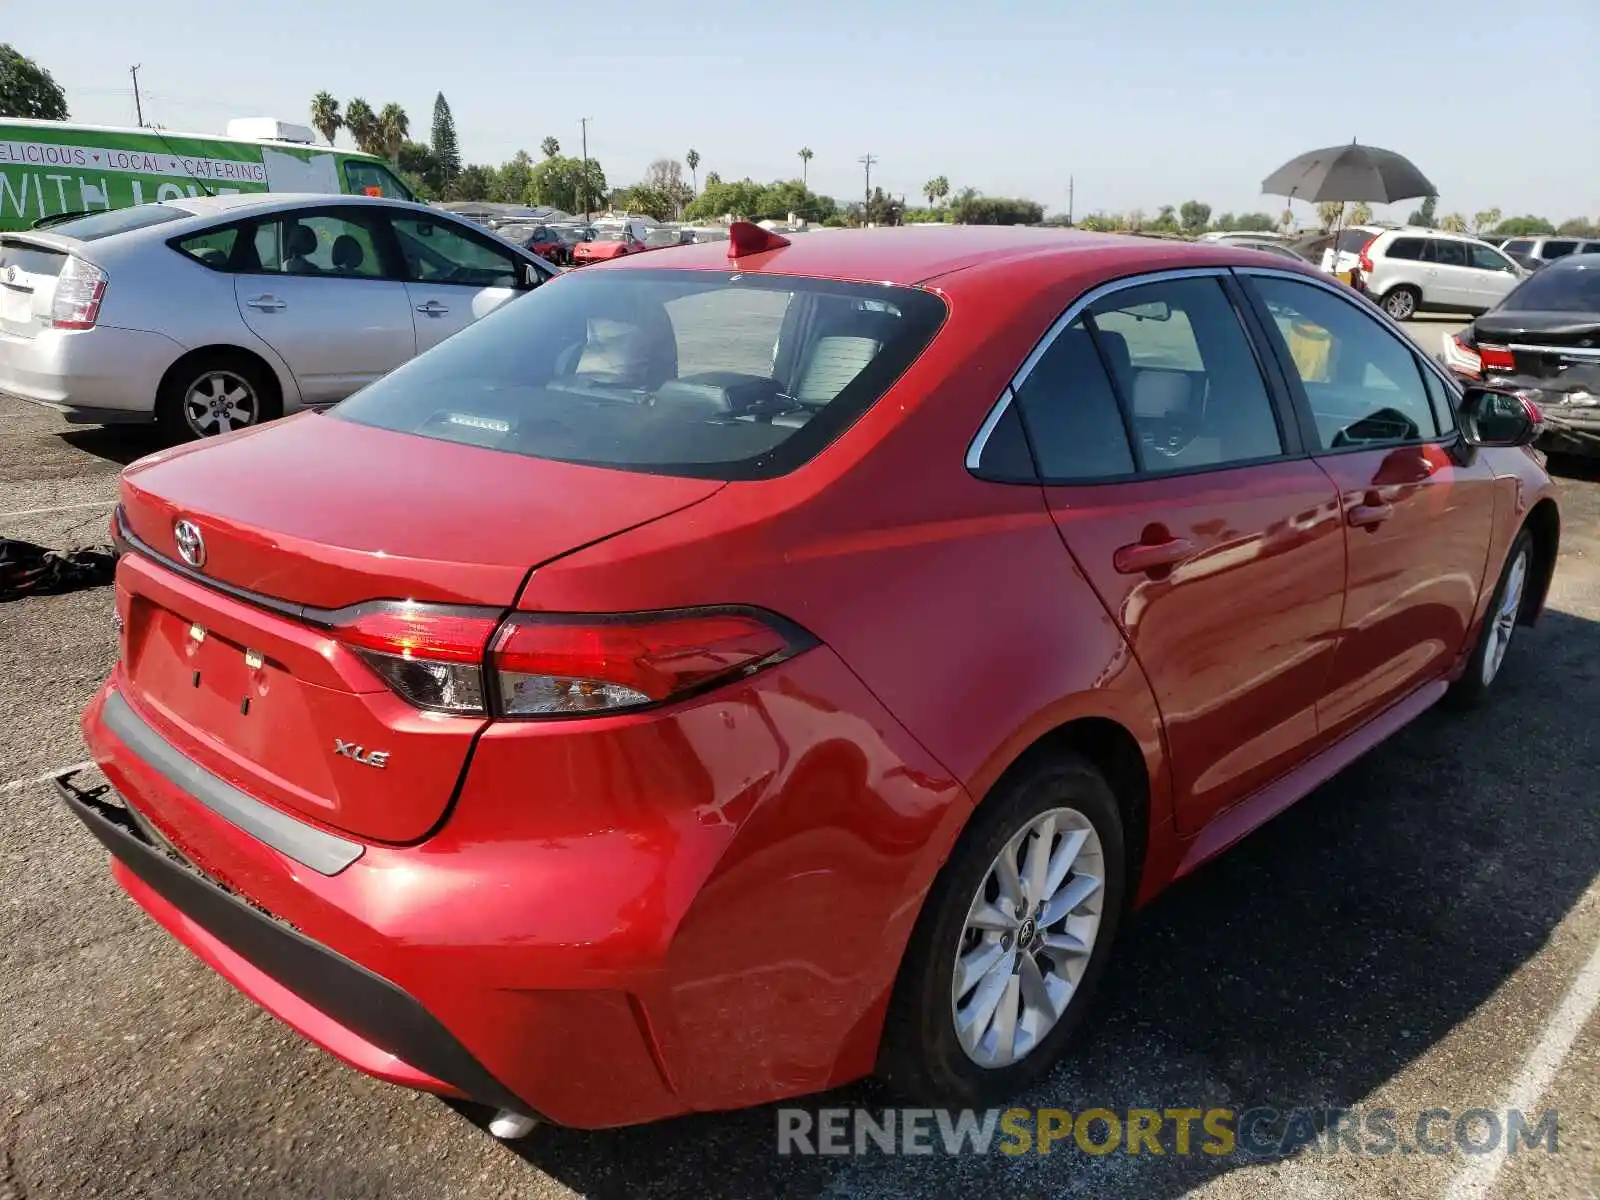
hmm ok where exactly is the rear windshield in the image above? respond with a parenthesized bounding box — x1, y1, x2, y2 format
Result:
(332, 268, 947, 479)
(1499, 265, 1600, 313)
(40, 203, 189, 241)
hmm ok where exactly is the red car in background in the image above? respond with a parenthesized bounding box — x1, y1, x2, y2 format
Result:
(62, 223, 1558, 1134)
(496, 223, 568, 264)
(569, 217, 652, 265)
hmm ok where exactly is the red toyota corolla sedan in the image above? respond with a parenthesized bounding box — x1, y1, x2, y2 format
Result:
(61, 224, 1558, 1133)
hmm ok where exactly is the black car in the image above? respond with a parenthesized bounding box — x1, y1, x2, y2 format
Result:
(1442, 256, 1600, 456)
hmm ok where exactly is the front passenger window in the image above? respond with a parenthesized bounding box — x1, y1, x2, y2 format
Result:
(1252, 276, 1440, 449)
(389, 216, 520, 288)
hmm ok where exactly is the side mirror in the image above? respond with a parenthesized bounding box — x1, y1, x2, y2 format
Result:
(1460, 385, 1542, 448)
(522, 263, 545, 289)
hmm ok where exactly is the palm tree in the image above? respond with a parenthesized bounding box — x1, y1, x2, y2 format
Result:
(377, 103, 409, 167)
(345, 98, 379, 157)
(924, 175, 949, 209)
(798, 147, 813, 188)
(540, 136, 560, 158)
(309, 92, 342, 147)
(1440, 212, 1468, 233)
(1349, 202, 1373, 226)
(686, 148, 700, 193)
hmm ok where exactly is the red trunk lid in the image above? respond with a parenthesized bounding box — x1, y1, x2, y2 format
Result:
(113, 412, 722, 842)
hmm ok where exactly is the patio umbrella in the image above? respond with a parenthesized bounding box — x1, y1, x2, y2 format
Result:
(1262, 141, 1436, 283)
(1262, 141, 1436, 205)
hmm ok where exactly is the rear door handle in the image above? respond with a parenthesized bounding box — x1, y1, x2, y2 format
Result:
(244, 295, 286, 311)
(415, 300, 449, 317)
(1113, 537, 1194, 576)
(1347, 499, 1394, 529)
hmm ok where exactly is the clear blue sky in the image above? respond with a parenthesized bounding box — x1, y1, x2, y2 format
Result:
(9, 0, 1597, 222)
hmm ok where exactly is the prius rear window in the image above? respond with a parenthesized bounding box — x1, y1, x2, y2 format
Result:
(332, 269, 947, 480)
(41, 203, 189, 241)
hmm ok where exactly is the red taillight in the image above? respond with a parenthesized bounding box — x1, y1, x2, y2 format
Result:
(1478, 344, 1516, 372)
(330, 602, 810, 718)
(1358, 238, 1377, 275)
(1442, 333, 1484, 378)
(491, 610, 804, 716)
(51, 256, 108, 330)
(332, 602, 499, 714)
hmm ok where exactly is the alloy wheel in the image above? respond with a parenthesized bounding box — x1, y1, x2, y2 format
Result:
(1481, 547, 1529, 686)
(952, 806, 1105, 1068)
(1383, 289, 1416, 320)
(183, 370, 259, 437)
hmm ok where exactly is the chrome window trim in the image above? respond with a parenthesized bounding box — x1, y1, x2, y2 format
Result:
(964, 266, 1227, 470)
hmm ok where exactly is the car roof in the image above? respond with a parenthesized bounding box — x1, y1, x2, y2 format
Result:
(602, 226, 1321, 287)
(158, 193, 438, 219)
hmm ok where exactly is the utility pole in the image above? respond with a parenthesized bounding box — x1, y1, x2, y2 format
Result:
(857, 153, 877, 202)
(130, 64, 144, 126)
(1068, 175, 1074, 226)
(579, 117, 592, 221)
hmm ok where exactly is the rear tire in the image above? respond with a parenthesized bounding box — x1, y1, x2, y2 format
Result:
(156, 351, 279, 443)
(1380, 285, 1420, 321)
(877, 752, 1126, 1107)
(1447, 528, 1534, 709)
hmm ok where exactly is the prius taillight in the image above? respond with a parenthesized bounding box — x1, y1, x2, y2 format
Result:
(330, 602, 811, 718)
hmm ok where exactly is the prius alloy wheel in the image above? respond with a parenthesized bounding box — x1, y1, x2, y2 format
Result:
(183, 369, 259, 437)
(953, 806, 1106, 1068)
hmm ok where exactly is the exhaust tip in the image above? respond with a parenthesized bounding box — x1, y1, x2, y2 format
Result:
(488, 1110, 540, 1140)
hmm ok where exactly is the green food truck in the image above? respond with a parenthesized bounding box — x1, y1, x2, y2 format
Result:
(0, 117, 413, 232)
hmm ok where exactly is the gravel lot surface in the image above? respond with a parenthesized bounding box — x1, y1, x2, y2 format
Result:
(2, 348, 1596, 1199)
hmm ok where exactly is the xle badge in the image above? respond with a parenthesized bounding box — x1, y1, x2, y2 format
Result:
(334, 739, 390, 769)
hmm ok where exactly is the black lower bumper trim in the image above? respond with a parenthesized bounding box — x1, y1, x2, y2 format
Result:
(55, 770, 539, 1121)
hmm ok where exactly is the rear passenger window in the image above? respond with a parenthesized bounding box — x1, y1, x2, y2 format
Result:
(1385, 237, 1425, 260)
(1542, 240, 1578, 260)
(1252, 276, 1441, 448)
(1011, 317, 1135, 480)
(1087, 278, 1283, 473)
(1427, 240, 1468, 267)
(173, 226, 240, 270)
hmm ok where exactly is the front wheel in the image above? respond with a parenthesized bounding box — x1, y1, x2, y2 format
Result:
(1381, 285, 1420, 321)
(1448, 528, 1533, 707)
(877, 753, 1127, 1107)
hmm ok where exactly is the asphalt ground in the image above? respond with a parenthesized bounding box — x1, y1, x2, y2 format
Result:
(2, 321, 1597, 1199)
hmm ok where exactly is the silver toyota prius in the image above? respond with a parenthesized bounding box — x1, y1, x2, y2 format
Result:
(0, 194, 557, 440)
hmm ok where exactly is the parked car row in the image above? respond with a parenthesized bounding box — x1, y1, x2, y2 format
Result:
(1489, 235, 1600, 272)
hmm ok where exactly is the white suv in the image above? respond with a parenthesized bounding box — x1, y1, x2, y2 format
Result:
(1357, 229, 1526, 321)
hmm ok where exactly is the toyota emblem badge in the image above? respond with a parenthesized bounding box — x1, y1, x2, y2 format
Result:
(173, 519, 206, 569)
